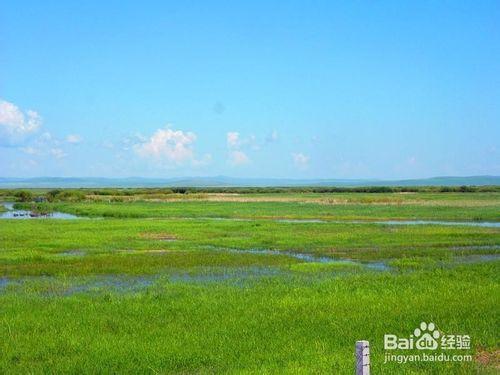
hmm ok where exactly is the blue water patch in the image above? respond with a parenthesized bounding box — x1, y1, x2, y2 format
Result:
(0, 277, 11, 291)
(0, 275, 157, 296)
(453, 254, 500, 264)
(277, 218, 500, 228)
(63, 275, 156, 295)
(169, 267, 282, 284)
(450, 245, 500, 251)
(57, 250, 87, 257)
(0, 202, 80, 219)
(374, 220, 500, 228)
(207, 247, 391, 271)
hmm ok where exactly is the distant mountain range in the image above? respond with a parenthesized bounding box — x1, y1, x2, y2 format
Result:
(0, 176, 498, 188)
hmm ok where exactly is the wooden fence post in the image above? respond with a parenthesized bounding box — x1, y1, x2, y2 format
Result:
(355, 340, 370, 375)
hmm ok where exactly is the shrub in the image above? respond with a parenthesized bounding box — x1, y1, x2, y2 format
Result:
(14, 190, 33, 202)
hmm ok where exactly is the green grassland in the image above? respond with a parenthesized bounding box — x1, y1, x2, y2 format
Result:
(19, 195, 500, 221)
(0, 191, 499, 373)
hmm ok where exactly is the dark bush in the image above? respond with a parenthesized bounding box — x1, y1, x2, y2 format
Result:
(14, 190, 33, 202)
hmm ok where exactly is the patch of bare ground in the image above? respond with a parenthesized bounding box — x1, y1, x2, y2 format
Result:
(141, 250, 167, 254)
(475, 349, 500, 371)
(139, 233, 177, 241)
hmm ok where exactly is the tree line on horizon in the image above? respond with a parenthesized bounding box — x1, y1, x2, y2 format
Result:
(2, 185, 500, 202)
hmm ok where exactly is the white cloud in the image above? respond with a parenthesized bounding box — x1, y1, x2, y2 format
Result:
(50, 148, 67, 159)
(0, 99, 41, 145)
(229, 150, 250, 166)
(0, 100, 74, 161)
(134, 127, 197, 165)
(226, 131, 253, 166)
(292, 152, 310, 169)
(227, 132, 240, 148)
(66, 134, 82, 144)
(21, 146, 39, 155)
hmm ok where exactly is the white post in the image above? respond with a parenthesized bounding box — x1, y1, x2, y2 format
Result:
(356, 340, 370, 375)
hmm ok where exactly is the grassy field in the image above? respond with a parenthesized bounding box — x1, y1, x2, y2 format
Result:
(19, 196, 500, 221)
(0, 191, 499, 373)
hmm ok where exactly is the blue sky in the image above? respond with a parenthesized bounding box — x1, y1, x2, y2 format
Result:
(1, 1, 499, 179)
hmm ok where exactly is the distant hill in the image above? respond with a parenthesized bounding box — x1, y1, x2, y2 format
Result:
(0, 176, 498, 188)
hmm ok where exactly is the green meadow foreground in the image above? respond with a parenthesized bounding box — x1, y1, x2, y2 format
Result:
(0, 191, 499, 373)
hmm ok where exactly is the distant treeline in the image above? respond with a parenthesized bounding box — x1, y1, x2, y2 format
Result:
(143, 185, 500, 194)
(1, 185, 499, 202)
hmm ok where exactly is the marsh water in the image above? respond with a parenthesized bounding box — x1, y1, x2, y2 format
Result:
(278, 218, 500, 227)
(190, 216, 500, 227)
(1, 253, 498, 294)
(217, 247, 390, 271)
(372, 220, 500, 228)
(0, 202, 79, 219)
(0, 249, 498, 294)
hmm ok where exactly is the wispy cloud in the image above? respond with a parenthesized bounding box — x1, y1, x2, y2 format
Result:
(227, 132, 240, 149)
(101, 140, 115, 149)
(229, 150, 250, 166)
(226, 131, 252, 166)
(66, 134, 83, 144)
(50, 148, 67, 159)
(292, 152, 310, 169)
(192, 153, 213, 167)
(19, 132, 69, 160)
(21, 146, 40, 155)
